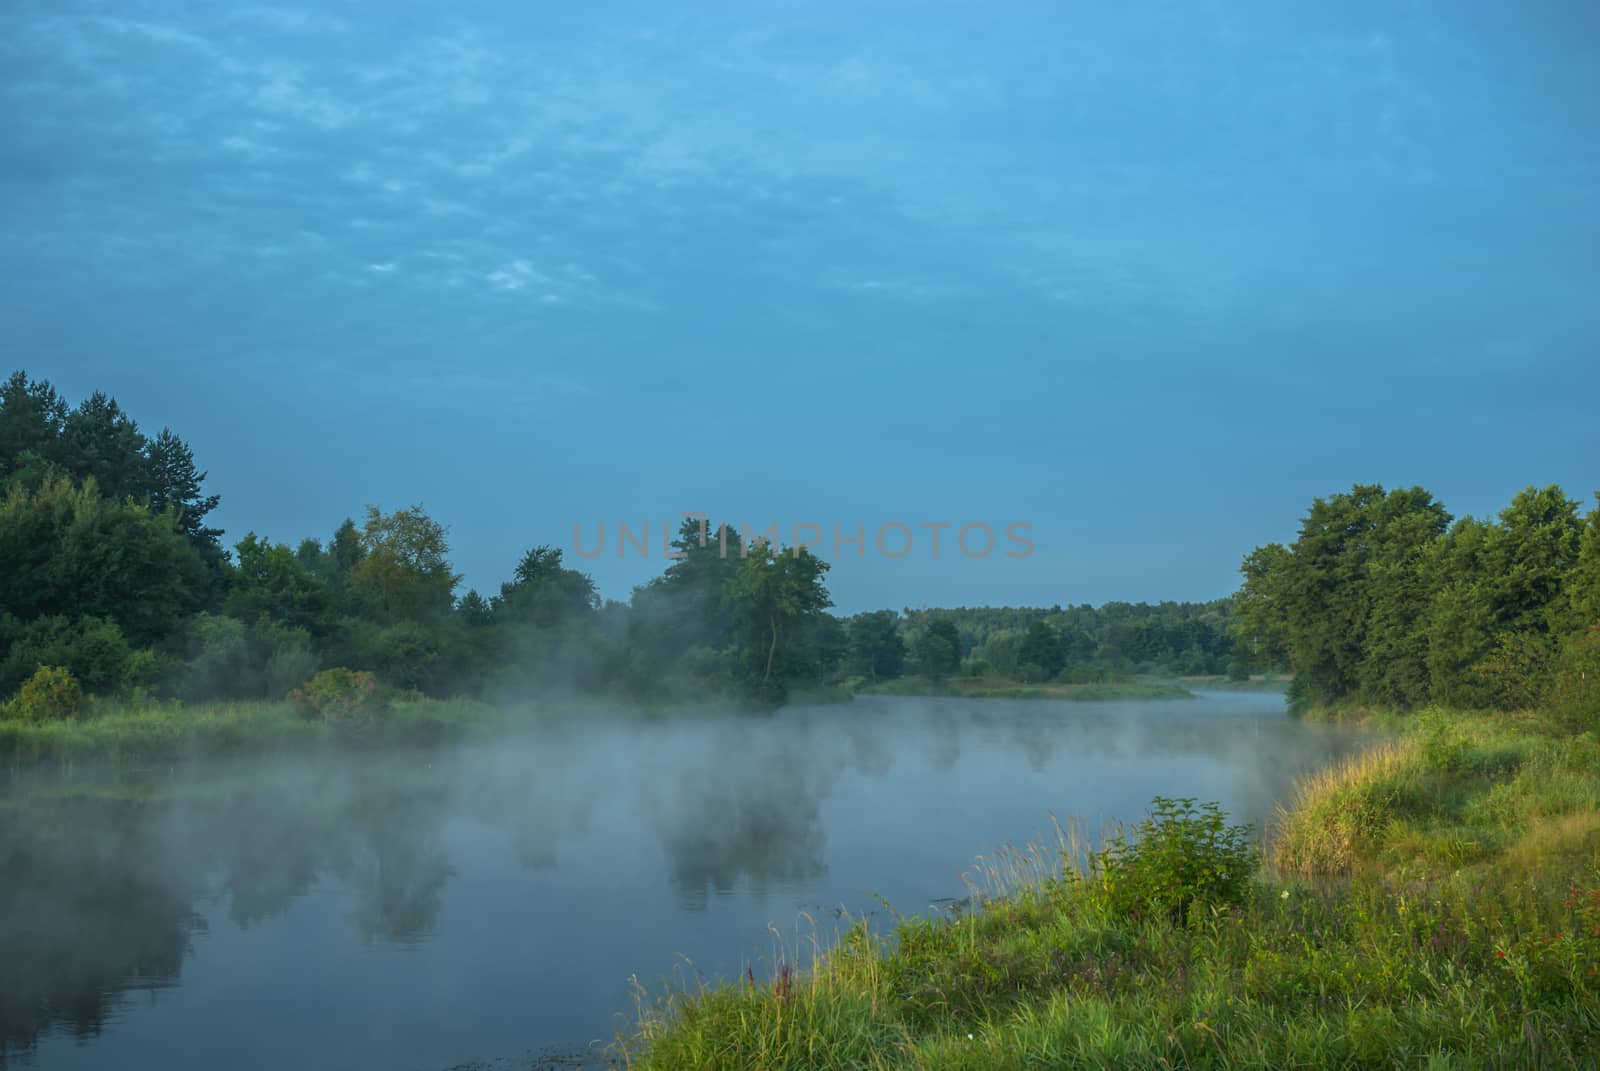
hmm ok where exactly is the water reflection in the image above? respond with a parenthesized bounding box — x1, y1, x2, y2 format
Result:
(0, 693, 1363, 1068)
(649, 739, 834, 910)
(0, 798, 200, 1061)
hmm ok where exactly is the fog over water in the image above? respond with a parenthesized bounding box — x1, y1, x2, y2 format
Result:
(1, 694, 1365, 1069)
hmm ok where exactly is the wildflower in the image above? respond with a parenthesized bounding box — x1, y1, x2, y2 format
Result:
(1495, 950, 1506, 959)
(1281, 890, 1290, 900)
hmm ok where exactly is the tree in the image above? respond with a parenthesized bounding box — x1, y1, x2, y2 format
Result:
(1356, 487, 1452, 707)
(226, 533, 334, 636)
(0, 370, 68, 481)
(1572, 493, 1600, 627)
(723, 541, 832, 704)
(641, 517, 743, 653)
(1230, 544, 1290, 673)
(352, 505, 461, 621)
(57, 391, 150, 503)
(496, 545, 599, 628)
(1485, 485, 1582, 638)
(1017, 619, 1064, 679)
(918, 618, 963, 681)
(146, 427, 223, 554)
(0, 477, 210, 646)
(846, 610, 906, 682)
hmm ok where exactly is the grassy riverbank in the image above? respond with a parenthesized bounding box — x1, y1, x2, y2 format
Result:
(856, 676, 1194, 701)
(616, 708, 1600, 1069)
(0, 695, 510, 766)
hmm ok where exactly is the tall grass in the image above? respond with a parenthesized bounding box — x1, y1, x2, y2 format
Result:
(617, 711, 1600, 1069)
(0, 695, 506, 766)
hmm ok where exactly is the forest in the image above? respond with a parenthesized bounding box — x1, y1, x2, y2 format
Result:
(5, 370, 1597, 727)
(0, 371, 1240, 718)
(1232, 482, 1600, 722)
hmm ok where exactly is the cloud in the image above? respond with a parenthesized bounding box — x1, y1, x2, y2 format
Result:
(485, 260, 543, 292)
(228, 7, 350, 35)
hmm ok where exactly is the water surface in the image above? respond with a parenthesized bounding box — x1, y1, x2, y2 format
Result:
(1, 692, 1363, 1069)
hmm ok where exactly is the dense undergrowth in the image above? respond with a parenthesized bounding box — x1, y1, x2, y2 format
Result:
(617, 710, 1600, 1069)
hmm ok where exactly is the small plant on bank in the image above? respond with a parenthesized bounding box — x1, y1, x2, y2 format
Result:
(15, 665, 83, 721)
(1093, 796, 1257, 923)
(289, 667, 389, 724)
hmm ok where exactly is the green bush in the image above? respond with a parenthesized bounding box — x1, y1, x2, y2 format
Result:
(16, 665, 83, 720)
(288, 667, 388, 724)
(1417, 707, 1472, 773)
(1549, 626, 1600, 731)
(1093, 797, 1257, 923)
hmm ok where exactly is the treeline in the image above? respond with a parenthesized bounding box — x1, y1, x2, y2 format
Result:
(891, 601, 1238, 681)
(1232, 483, 1600, 718)
(0, 372, 846, 708)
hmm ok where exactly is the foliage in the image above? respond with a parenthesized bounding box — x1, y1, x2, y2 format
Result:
(1093, 797, 1258, 923)
(0, 477, 212, 646)
(1548, 626, 1600, 732)
(288, 667, 389, 724)
(1236, 482, 1592, 712)
(722, 541, 833, 705)
(15, 665, 82, 720)
(916, 618, 962, 681)
(1016, 620, 1064, 679)
(353, 504, 461, 621)
(845, 610, 905, 682)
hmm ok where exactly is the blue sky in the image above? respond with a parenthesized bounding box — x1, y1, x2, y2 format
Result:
(2, 1, 1596, 613)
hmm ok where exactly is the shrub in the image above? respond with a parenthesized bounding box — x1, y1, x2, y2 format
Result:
(289, 668, 389, 724)
(265, 645, 320, 699)
(1417, 707, 1472, 773)
(16, 665, 83, 720)
(1093, 797, 1257, 923)
(1548, 626, 1600, 732)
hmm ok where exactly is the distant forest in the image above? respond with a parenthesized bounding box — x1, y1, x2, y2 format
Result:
(3, 370, 1596, 715)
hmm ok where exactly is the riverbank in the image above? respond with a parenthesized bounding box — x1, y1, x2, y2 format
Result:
(856, 676, 1194, 701)
(616, 708, 1600, 1069)
(0, 695, 511, 766)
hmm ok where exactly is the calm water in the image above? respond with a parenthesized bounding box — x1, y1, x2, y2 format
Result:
(1, 693, 1361, 1069)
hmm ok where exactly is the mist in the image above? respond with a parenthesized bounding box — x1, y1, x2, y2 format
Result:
(1, 691, 1363, 1069)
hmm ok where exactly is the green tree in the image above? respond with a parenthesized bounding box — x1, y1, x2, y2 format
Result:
(1486, 485, 1582, 638)
(0, 370, 68, 482)
(918, 618, 963, 681)
(1356, 487, 1451, 707)
(146, 427, 223, 554)
(1572, 493, 1600, 627)
(846, 610, 906, 681)
(723, 541, 832, 704)
(57, 391, 151, 504)
(0, 477, 210, 646)
(1017, 619, 1064, 679)
(226, 533, 334, 636)
(352, 505, 461, 621)
(496, 545, 598, 628)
